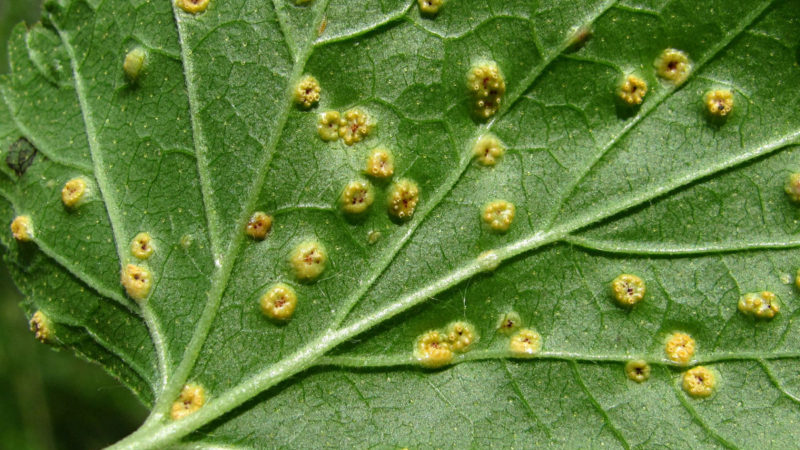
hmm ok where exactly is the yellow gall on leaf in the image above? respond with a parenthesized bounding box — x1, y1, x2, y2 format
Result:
(467, 61, 506, 119)
(338, 108, 372, 145)
(340, 180, 374, 214)
(418, 0, 443, 15)
(618, 74, 647, 106)
(61, 177, 90, 208)
(610, 273, 645, 307)
(245, 211, 273, 241)
(317, 111, 341, 141)
(509, 328, 542, 358)
(738, 291, 779, 319)
(293, 75, 321, 108)
(365, 147, 394, 179)
(29, 311, 54, 343)
(665, 332, 695, 365)
(482, 200, 515, 232)
(625, 360, 651, 383)
(472, 134, 505, 166)
(704, 89, 733, 117)
(175, 0, 210, 14)
(446, 321, 477, 352)
(260, 283, 298, 321)
(477, 250, 500, 272)
(655, 48, 692, 85)
(387, 178, 420, 220)
(785, 173, 800, 203)
(289, 240, 327, 282)
(497, 311, 522, 335)
(10, 215, 34, 242)
(414, 330, 453, 368)
(130, 232, 155, 260)
(682, 366, 716, 398)
(171, 383, 206, 420)
(123, 47, 146, 82)
(121, 264, 152, 302)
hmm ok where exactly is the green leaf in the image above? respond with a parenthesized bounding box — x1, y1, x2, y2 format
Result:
(2, 0, 800, 447)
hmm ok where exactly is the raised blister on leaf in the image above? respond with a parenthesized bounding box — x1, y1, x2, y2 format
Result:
(417, 0, 443, 16)
(289, 240, 327, 282)
(477, 250, 500, 272)
(682, 366, 716, 398)
(482, 200, 515, 232)
(340, 179, 374, 214)
(467, 61, 506, 119)
(245, 211, 272, 241)
(260, 283, 298, 321)
(738, 291, 779, 319)
(29, 311, 54, 343)
(655, 48, 692, 85)
(387, 178, 419, 220)
(293, 75, 320, 108)
(171, 383, 206, 420)
(625, 359, 651, 383)
(704, 89, 733, 117)
(338, 108, 372, 145)
(785, 173, 800, 203)
(497, 311, 522, 335)
(365, 147, 394, 179)
(123, 47, 146, 82)
(130, 232, 155, 260)
(610, 273, 645, 307)
(175, 0, 209, 14)
(317, 111, 341, 141)
(121, 264, 152, 302)
(61, 177, 90, 209)
(10, 215, 34, 242)
(618, 74, 647, 106)
(445, 321, 477, 352)
(472, 134, 505, 166)
(413, 330, 453, 368)
(509, 328, 542, 358)
(665, 332, 695, 365)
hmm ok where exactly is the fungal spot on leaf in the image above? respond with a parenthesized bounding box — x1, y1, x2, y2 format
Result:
(654, 48, 692, 85)
(467, 61, 506, 119)
(610, 273, 645, 307)
(367, 230, 381, 244)
(682, 366, 715, 398)
(130, 232, 155, 260)
(260, 283, 298, 321)
(175, 0, 210, 14)
(340, 180, 374, 214)
(338, 108, 372, 145)
(29, 311, 53, 343)
(387, 179, 420, 220)
(738, 291, 779, 319)
(446, 321, 477, 352)
(472, 134, 505, 166)
(245, 211, 272, 241)
(785, 173, 800, 203)
(180, 234, 193, 249)
(121, 264, 152, 302)
(509, 328, 542, 358)
(123, 47, 146, 82)
(477, 250, 500, 272)
(61, 177, 89, 209)
(289, 240, 327, 282)
(704, 89, 733, 117)
(618, 75, 648, 106)
(482, 200, 515, 232)
(10, 215, 34, 242)
(497, 311, 521, 335)
(171, 383, 206, 420)
(413, 330, 453, 368)
(317, 111, 341, 142)
(293, 75, 320, 108)
(365, 147, 394, 179)
(665, 332, 695, 365)
(6, 138, 37, 177)
(417, 0, 443, 16)
(625, 360, 651, 383)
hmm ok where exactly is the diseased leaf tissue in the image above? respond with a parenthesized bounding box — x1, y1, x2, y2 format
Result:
(1, 0, 800, 447)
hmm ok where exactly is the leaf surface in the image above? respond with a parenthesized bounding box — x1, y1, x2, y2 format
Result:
(2, 0, 800, 447)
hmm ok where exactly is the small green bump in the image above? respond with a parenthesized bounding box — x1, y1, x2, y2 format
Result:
(477, 250, 500, 272)
(123, 47, 146, 82)
(289, 240, 327, 282)
(387, 178, 420, 220)
(340, 180, 374, 214)
(293, 75, 320, 108)
(496, 311, 522, 335)
(445, 321, 478, 352)
(260, 283, 298, 321)
(418, 0, 443, 15)
(472, 134, 505, 166)
(317, 111, 341, 141)
(180, 234, 193, 249)
(785, 173, 800, 202)
(338, 109, 373, 145)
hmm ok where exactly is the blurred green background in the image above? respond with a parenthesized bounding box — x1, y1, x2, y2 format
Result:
(0, 1, 147, 448)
